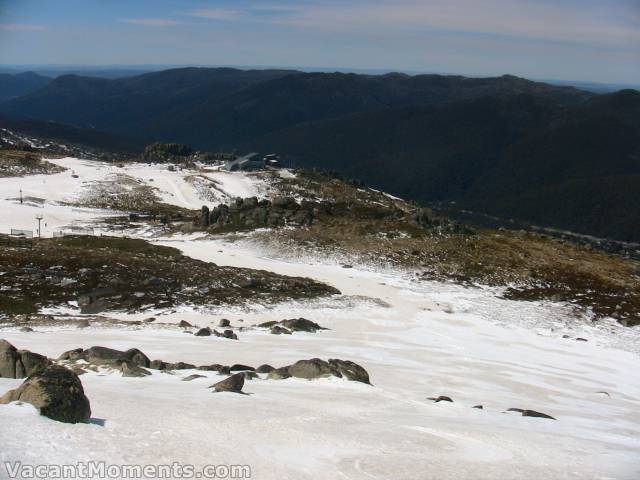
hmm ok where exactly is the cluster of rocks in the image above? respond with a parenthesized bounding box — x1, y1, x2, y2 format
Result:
(59, 346, 153, 377)
(0, 340, 91, 424)
(264, 358, 370, 384)
(200, 196, 315, 230)
(0, 339, 51, 378)
(1, 339, 371, 422)
(206, 358, 371, 394)
(192, 326, 238, 340)
(426, 394, 556, 420)
(256, 318, 327, 335)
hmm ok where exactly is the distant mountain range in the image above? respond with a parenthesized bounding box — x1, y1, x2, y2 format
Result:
(0, 67, 637, 242)
(0, 72, 51, 101)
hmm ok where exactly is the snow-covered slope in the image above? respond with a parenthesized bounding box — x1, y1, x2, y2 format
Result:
(1, 158, 639, 479)
(0, 157, 270, 235)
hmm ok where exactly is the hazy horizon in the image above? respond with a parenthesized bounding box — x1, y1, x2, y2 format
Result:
(1, 63, 638, 93)
(0, 0, 638, 85)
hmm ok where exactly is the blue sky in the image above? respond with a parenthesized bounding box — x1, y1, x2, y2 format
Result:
(0, 0, 638, 83)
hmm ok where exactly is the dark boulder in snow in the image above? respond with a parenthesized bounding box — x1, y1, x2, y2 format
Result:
(507, 408, 556, 420)
(84, 346, 150, 368)
(210, 373, 245, 393)
(270, 325, 292, 335)
(0, 364, 91, 423)
(280, 318, 326, 333)
(328, 359, 371, 384)
(288, 359, 335, 380)
(428, 396, 453, 403)
(195, 327, 212, 337)
(285, 358, 371, 384)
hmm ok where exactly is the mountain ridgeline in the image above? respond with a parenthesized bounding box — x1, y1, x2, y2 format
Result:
(1, 67, 638, 242)
(0, 72, 51, 102)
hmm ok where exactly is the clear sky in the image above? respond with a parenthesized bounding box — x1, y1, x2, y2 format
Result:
(0, 0, 638, 84)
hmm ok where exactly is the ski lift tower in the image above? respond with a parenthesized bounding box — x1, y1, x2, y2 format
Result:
(35, 214, 43, 238)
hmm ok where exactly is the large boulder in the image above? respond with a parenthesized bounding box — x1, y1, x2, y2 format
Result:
(84, 346, 150, 368)
(0, 340, 51, 379)
(287, 358, 371, 384)
(280, 318, 326, 333)
(0, 365, 91, 423)
(328, 359, 371, 384)
(195, 327, 212, 337)
(270, 326, 291, 335)
(288, 359, 336, 380)
(210, 373, 244, 393)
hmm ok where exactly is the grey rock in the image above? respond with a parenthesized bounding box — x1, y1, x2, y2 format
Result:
(210, 373, 244, 393)
(281, 318, 326, 333)
(195, 327, 212, 337)
(222, 329, 238, 340)
(0, 365, 91, 423)
(0, 340, 50, 379)
(179, 320, 193, 328)
(165, 362, 197, 370)
(218, 319, 231, 328)
(256, 364, 275, 374)
(428, 396, 453, 403)
(270, 325, 292, 335)
(507, 408, 556, 420)
(182, 374, 206, 382)
(288, 359, 336, 380)
(84, 346, 150, 368)
(328, 359, 370, 384)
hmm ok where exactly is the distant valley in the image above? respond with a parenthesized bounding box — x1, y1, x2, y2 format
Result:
(1, 67, 638, 242)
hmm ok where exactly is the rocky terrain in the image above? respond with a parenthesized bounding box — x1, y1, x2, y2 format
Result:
(0, 235, 338, 316)
(0, 147, 639, 479)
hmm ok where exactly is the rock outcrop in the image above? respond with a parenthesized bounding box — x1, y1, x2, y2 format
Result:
(204, 196, 315, 230)
(0, 339, 51, 379)
(286, 358, 371, 384)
